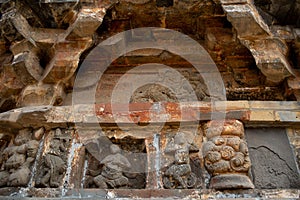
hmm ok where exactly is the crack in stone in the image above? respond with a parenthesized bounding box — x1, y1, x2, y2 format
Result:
(249, 145, 300, 187)
(250, 145, 294, 172)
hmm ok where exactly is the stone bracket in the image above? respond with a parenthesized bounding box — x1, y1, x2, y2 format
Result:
(1, 5, 109, 106)
(219, 0, 296, 83)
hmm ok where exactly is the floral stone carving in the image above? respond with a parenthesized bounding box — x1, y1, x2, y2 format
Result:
(0, 128, 44, 187)
(203, 120, 254, 189)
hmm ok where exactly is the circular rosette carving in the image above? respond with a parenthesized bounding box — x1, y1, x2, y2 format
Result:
(230, 152, 250, 172)
(205, 160, 231, 174)
(226, 136, 240, 151)
(230, 152, 244, 167)
(205, 151, 221, 163)
(239, 141, 249, 155)
(220, 146, 235, 160)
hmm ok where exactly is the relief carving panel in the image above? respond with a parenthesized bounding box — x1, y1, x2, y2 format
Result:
(83, 136, 146, 189)
(35, 128, 72, 188)
(0, 128, 44, 187)
(161, 129, 204, 189)
(0, 121, 258, 191)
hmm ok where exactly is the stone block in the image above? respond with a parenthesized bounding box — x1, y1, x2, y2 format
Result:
(11, 52, 43, 84)
(30, 28, 67, 43)
(215, 100, 249, 111)
(41, 39, 92, 83)
(67, 8, 106, 39)
(210, 174, 254, 189)
(249, 101, 300, 110)
(223, 4, 269, 38)
(249, 110, 275, 121)
(18, 83, 66, 107)
(245, 128, 300, 189)
(10, 40, 43, 85)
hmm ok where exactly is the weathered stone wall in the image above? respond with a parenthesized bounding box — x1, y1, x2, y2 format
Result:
(0, 101, 299, 198)
(0, 120, 254, 191)
(0, 0, 300, 113)
(0, 0, 300, 199)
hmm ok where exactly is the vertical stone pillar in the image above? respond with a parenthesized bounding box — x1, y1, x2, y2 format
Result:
(145, 135, 162, 189)
(203, 120, 254, 189)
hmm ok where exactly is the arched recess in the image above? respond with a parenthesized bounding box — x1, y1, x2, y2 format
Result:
(68, 0, 294, 105)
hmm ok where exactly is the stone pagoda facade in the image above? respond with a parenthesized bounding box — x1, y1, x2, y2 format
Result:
(0, 0, 299, 199)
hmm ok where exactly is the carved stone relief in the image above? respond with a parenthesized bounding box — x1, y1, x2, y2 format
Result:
(83, 136, 146, 189)
(0, 128, 44, 187)
(130, 84, 177, 103)
(35, 128, 72, 188)
(128, 69, 211, 104)
(163, 148, 197, 189)
(161, 130, 204, 189)
(0, 122, 256, 191)
(203, 120, 254, 189)
(93, 144, 131, 188)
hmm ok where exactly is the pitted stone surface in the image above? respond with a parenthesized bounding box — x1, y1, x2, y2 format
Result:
(1, 0, 299, 112)
(245, 128, 300, 189)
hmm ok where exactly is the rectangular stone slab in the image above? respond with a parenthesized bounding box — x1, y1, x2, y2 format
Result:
(245, 128, 300, 189)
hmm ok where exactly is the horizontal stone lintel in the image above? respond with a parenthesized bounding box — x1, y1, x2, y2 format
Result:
(0, 101, 300, 131)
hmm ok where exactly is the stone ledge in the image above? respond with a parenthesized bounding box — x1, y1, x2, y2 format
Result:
(0, 101, 300, 131)
(0, 188, 299, 199)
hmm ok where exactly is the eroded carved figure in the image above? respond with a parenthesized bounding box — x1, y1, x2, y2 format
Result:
(163, 148, 197, 189)
(36, 128, 70, 188)
(163, 132, 197, 189)
(0, 128, 42, 187)
(0, 134, 11, 187)
(94, 144, 131, 189)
